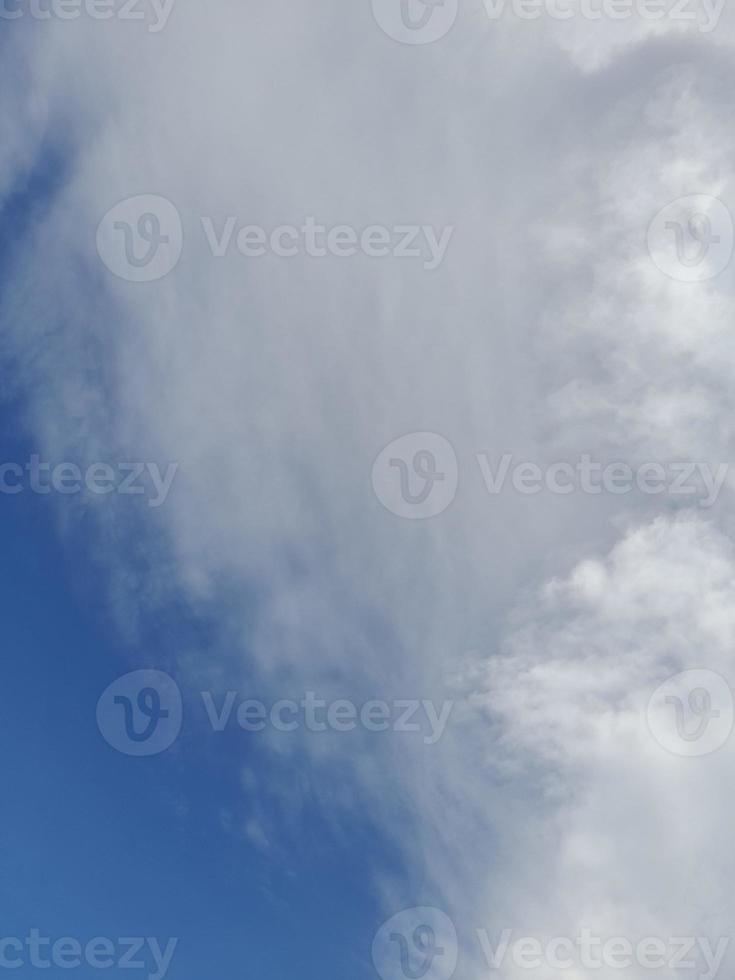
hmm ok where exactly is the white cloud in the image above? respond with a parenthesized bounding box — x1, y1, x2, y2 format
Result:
(3, 4, 735, 975)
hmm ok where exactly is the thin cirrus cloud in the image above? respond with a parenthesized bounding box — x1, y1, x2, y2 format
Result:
(2, 1, 735, 976)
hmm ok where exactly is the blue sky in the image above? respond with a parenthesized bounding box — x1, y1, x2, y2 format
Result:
(4, 5, 735, 980)
(0, 413, 388, 979)
(0, 145, 426, 980)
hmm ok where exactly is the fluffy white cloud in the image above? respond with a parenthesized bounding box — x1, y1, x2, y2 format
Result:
(2, 3, 735, 976)
(468, 515, 735, 977)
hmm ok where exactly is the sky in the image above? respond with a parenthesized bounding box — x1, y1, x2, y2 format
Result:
(2, 1, 735, 979)
(0, 424, 385, 980)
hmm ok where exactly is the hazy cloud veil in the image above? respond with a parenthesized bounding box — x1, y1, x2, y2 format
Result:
(3, 0, 735, 977)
